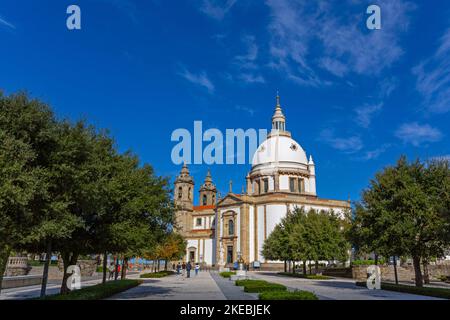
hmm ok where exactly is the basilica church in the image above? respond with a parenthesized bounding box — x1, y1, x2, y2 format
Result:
(174, 96, 350, 268)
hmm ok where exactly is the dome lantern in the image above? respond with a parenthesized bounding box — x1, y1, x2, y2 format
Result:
(272, 93, 286, 132)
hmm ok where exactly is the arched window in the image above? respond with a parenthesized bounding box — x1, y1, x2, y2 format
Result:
(228, 219, 234, 236)
(188, 187, 191, 200)
(202, 194, 207, 205)
(212, 194, 215, 203)
(178, 187, 183, 199)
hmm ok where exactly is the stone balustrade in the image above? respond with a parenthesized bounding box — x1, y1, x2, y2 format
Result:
(4, 257, 31, 277)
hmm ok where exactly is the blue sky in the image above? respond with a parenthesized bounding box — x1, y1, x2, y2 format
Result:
(0, 0, 449, 204)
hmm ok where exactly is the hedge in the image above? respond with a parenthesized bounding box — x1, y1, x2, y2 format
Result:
(235, 279, 268, 287)
(235, 279, 287, 293)
(352, 259, 386, 266)
(277, 272, 331, 280)
(356, 281, 450, 299)
(219, 271, 236, 278)
(140, 270, 175, 278)
(40, 279, 141, 300)
(259, 290, 318, 300)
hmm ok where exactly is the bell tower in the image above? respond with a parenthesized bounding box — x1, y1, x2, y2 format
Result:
(174, 163, 194, 234)
(199, 169, 217, 206)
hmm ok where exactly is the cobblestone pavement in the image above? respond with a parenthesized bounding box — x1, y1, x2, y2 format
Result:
(248, 272, 444, 300)
(209, 271, 258, 300)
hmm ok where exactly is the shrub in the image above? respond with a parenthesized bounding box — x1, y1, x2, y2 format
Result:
(259, 290, 318, 300)
(235, 279, 268, 287)
(140, 270, 175, 278)
(355, 281, 450, 299)
(244, 283, 287, 293)
(40, 280, 141, 300)
(236, 280, 287, 293)
(381, 283, 450, 299)
(219, 271, 236, 278)
(277, 272, 331, 280)
(352, 259, 386, 266)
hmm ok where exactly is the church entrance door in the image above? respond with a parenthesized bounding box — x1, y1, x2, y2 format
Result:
(226, 246, 233, 264)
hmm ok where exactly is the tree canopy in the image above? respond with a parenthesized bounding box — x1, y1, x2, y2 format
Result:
(0, 91, 177, 294)
(349, 156, 450, 287)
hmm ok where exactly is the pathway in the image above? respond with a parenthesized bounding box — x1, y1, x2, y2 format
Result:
(109, 271, 227, 300)
(248, 272, 444, 300)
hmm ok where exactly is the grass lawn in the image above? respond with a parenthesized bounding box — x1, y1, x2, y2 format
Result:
(40, 279, 142, 300)
(259, 290, 318, 300)
(140, 270, 175, 278)
(356, 281, 450, 299)
(278, 272, 331, 280)
(219, 271, 236, 278)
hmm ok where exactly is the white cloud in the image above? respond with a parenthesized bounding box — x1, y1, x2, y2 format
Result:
(0, 16, 15, 29)
(319, 129, 363, 153)
(200, 0, 237, 20)
(362, 144, 390, 160)
(413, 27, 450, 113)
(178, 68, 215, 93)
(354, 103, 383, 128)
(238, 73, 265, 84)
(265, 0, 414, 86)
(395, 122, 443, 146)
(232, 35, 265, 84)
(235, 105, 256, 116)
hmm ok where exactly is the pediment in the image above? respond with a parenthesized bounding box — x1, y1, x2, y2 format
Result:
(217, 193, 243, 207)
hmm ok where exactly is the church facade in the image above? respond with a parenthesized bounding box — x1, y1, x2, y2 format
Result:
(174, 96, 350, 267)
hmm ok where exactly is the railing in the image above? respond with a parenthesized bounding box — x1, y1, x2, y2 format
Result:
(7, 257, 29, 268)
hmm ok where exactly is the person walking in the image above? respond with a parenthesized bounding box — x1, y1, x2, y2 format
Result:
(182, 262, 186, 276)
(108, 262, 115, 280)
(195, 263, 200, 276)
(176, 262, 181, 275)
(186, 261, 192, 278)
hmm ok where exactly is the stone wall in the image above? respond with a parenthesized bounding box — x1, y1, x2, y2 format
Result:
(352, 264, 450, 282)
(57, 259, 98, 277)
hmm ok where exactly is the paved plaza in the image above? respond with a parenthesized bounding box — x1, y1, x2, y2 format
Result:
(248, 272, 443, 300)
(109, 270, 256, 300)
(0, 271, 445, 300)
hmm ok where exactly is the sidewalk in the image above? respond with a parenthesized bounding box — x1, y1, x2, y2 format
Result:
(109, 271, 226, 300)
(248, 272, 444, 300)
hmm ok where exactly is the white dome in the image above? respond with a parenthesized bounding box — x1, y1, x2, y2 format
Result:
(251, 133, 308, 168)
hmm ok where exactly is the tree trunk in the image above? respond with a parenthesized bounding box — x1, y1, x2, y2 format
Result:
(40, 240, 52, 297)
(412, 255, 423, 287)
(114, 256, 119, 280)
(393, 256, 398, 285)
(284, 261, 287, 273)
(0, 245, 12, 295)
(60, 251, 79, 294)
(423, 260, 430, 284)
(374, 254, 378, 265)
(302, 261, 307, 275)
(102, 251, 107, 284)
(315, 260, 319, 274)
(121, 257, 128, 280)
(309, 261, 312, 275)
(164, 260, 168, 271)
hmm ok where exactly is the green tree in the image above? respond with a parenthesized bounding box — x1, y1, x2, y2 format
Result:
(350, 156, 450, 287)
(0, 92, 57, 294)
(262, 207, 350, 274)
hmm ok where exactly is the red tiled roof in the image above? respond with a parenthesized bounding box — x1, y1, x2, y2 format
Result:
(193, 205, 215, 211)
